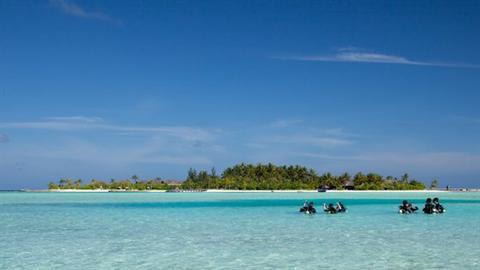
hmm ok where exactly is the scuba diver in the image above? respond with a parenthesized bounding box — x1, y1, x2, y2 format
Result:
(300, 201, 316, 214)
(300, 201, 308, 213)
(336, 202, 347, 213)
(423, 198, 436, 214)
(323, 203, 338, 214)
(433, 197, 446, 213)
(399, 200, 418, 214)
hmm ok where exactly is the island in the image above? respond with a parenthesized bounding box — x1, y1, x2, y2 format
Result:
(47, 163, 435, 191)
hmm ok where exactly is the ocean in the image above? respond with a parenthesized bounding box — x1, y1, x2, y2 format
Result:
(1, 191, 479, 269)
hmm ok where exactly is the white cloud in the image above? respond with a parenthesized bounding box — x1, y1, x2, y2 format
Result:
(50, 0, 121, 25)
(298, 151, 480, 173)
(273, 48, 479, 68)
(0, 117, 222, 169)
(0, 117, 214, 142)
(247, 122, 355, 149)
(4, 133, 213, 167)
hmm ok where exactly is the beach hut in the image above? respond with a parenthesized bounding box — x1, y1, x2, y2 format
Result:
(318, 185, 330, 192)
(342, 181, 355, 190)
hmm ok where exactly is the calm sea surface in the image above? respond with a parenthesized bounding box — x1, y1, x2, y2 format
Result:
(1, 192, 479, 269)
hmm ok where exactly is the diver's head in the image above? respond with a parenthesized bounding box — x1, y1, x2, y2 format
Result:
(433, 198, 439, 203)
(328, 203, 334, 207)
(402, 200, 408, 205)
(426, 198, 432, 203)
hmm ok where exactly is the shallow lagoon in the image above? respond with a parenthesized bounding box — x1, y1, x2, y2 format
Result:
(1, 192, 479, 269)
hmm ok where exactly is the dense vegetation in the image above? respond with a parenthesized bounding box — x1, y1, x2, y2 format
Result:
(182, 163, 427, 190)
(48, 176, 176, 191)
(48, 163, 428, 190)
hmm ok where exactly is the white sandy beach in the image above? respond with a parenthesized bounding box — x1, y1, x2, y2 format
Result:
(33, 189, 453, 193)
(204, 189, 448, 193)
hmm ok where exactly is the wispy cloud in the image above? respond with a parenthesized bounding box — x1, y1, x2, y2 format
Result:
(246, 121, 355, 149)
(273, 134, 353, 147)
(0, 117, 217, 167)
(297, 152, 363, 160)
(0, 117, 213, 142)
(298, 151, 480, 173)
(244, 142, 268, 149)
(0, 133, 9, 143)
(137, 155, 212, 165)
(18, 139, 213, 166)
(50, 0, 121, 25)
(273, 48, 479, 68)
(46, 116, 104, 123)
(267, 119, 303, 128)
(448, 115, 480, 125)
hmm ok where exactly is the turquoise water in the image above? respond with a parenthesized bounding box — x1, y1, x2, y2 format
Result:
(1, 192, 479, 269)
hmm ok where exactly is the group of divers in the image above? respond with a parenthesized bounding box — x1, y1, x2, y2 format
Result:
(300, 197, 446, 215)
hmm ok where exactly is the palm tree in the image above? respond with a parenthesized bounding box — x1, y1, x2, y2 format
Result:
(48, 182, 59, 190)
(59, 178, 67, 188)
(74, 179, 82, 189)
(401, 173, 409, 183)
(64, 178, 74, 189)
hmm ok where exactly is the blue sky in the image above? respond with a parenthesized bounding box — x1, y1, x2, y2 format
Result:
(1, 0, 480, 189)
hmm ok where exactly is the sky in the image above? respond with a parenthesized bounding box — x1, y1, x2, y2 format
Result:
(1, 0, 480, 189)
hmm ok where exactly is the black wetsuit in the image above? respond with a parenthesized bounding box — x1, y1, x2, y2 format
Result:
(399, 204, 411, 213)
(434, 202, 445, 213)
(324, 205, 337, 214)
(423, 202, 436, 214)
(408, 204, 419, 213)
(399, 201, 417, 213)
(300, 202, 316, 213)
